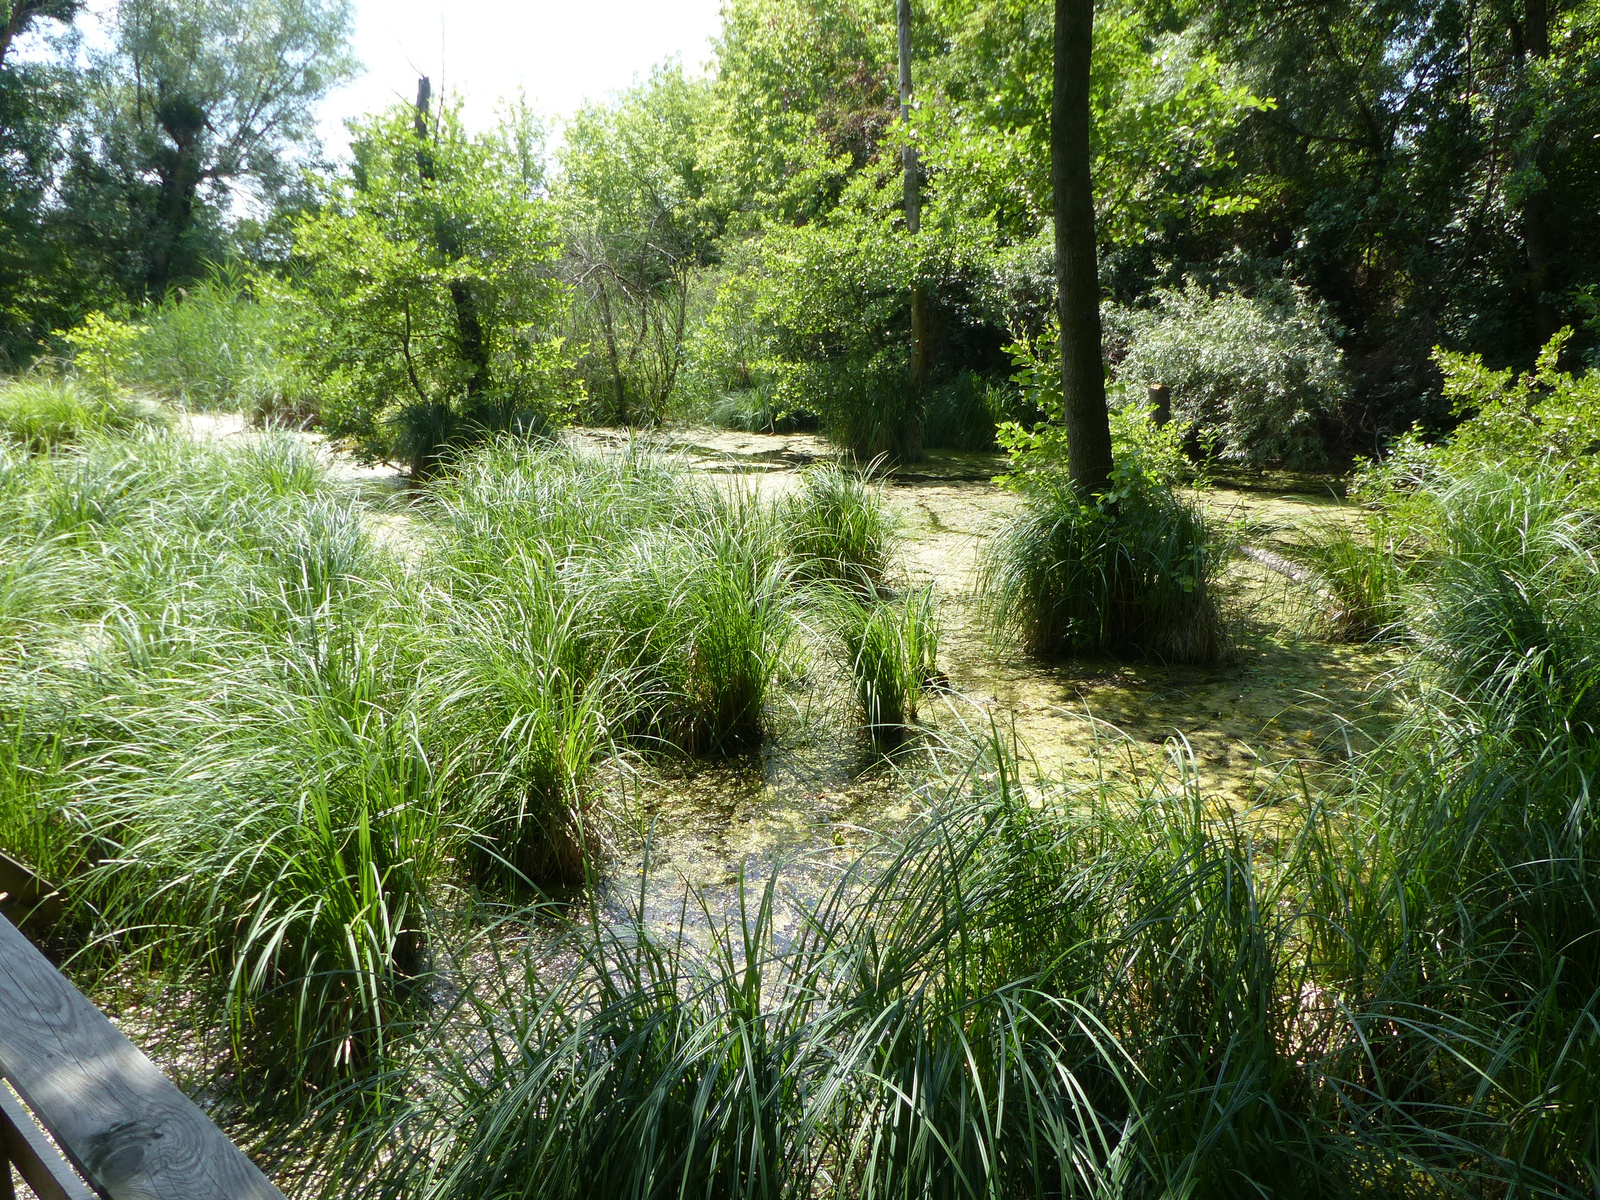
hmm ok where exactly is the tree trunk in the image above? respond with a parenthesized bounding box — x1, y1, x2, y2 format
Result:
(1052, 0, 1114, 494)
(898, 0, 930, 389)
(145, 94, 206, 296)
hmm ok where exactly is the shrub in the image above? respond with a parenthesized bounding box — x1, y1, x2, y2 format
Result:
(1109, 279, 1348, 466)
(294, 102, 575, 473)
(980, 472, 1225, 663)
(1372, 329, 1600, 507)
(55, 311, 145, 399)
(128, 266, 316, 422)
(831, 584, 940, 744)
(0, 375, 168, 450)
(780, 460, 898, 591)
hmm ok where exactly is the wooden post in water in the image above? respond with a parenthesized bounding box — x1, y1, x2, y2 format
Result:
(1148, 383, 1171, 426)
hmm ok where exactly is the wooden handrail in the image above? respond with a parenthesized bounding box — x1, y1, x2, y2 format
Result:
(0, 914, 286, 1200)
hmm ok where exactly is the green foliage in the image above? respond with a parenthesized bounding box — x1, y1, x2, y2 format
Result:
(981, 472, 1225, 663)
(68, 0, 357, 297)
(1429, 329, 1600, 502)
(127, 266, 314, 421)
(687, 190, 995, 459)
(559, 65, 720, 426)
(1001, 328, 1198, 493)
(831, 584, 940, 742)
(294, 102, 573, 473)
(1108, 280, 1348, 466)
(0, 374, 167, 450)
(917, 3, 1269, 248)
(702, 0, 895, 223)
(55, 310, 145, 398)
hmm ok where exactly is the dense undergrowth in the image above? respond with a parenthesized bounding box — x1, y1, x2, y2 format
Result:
(0, 423, 934, 1103)
(3, 393, 1600, 1195)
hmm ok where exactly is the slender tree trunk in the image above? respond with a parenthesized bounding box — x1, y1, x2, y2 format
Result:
(596, 282, 627, 424)
(898, 0, 930, 389)
(146, 96, 205, 296)
(1052, 0, 1114, 494)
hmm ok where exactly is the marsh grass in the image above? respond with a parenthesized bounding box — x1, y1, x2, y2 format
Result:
(341, 733, 1500, 1200)
(19, 421, 1600, 1193)
(328, 457, 1600, 1199)
(830, 584, 940, 744)
(1285, 516, 1404, 640)
(781, 459, 897, 592)
(421, 550, 614, 889)
(0, 428, 446, 1100)
(980, 477, 1226, 663)
(0, 375, 169, 450)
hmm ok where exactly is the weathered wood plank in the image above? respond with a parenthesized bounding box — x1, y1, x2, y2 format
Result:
(0, 1083, 101, 1200)
(0, 915, 284, 1200)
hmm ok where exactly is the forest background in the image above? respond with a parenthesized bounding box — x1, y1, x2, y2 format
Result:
(1, 0, 1598, 469)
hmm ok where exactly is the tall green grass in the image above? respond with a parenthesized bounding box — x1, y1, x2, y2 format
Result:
(324, 457, 1600, 1199)
(1284, 515, 1404, 640)
(0, 429, 442, 1100)
(427, 441, 800, 763)
(9, 404, 1600, 1195)
(128, 266, 315, 422)
(980, 476, 1226, 663)
(830, 584, 940, 744)
(0, 375, 169, 450)
(345, 734, 1505, 1200)
(781, 459, 898, 592)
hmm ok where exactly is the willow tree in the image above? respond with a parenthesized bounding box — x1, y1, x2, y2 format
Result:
(1052, 0, 1114, 494)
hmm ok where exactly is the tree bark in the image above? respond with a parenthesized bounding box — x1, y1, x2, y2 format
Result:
(898, 0, 930, 389)
(1052, 0, 1114, 494)
(145, 94, 205, 295)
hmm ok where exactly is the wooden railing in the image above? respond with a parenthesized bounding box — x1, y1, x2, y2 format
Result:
(0, 892, 286, 1200)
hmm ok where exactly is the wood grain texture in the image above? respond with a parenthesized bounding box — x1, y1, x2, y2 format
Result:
(0, 1082, 100, 1200)
(0, 914, 285, 1200)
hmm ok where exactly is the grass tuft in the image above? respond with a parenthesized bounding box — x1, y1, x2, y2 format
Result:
(980, 477, 1226, 663)
(781, 459, 898, 592)
(831, 584, 941, 744)
(0, 375, 169, 450)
